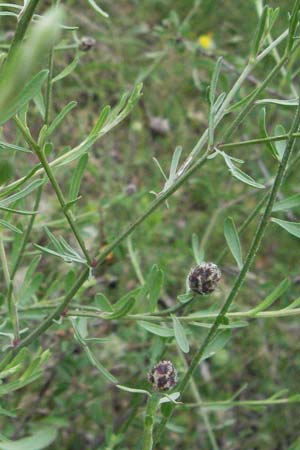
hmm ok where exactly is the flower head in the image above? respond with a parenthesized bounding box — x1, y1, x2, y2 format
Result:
(188, 262, 221, 295)
(148, 360, 177, 391)
(79, 36, 96, 52)
(198, 32, 214, 50)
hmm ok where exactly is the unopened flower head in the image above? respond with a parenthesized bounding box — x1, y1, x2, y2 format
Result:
(148, 360, 177, 391)
(79, 36, 96, 52)
(188, 262, 221, 295)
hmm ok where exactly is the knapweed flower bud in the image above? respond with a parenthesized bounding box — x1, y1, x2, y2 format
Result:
(148, 360, 177, 391)
(79, 36, 96, 52)
(188, 262, 221, 295)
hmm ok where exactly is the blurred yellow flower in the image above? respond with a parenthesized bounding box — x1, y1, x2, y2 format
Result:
(198, 32, 214, 50)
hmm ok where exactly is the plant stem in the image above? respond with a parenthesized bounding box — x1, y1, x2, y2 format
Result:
(11, 182, 43, 279)
(8, 304, 300, 322)
(45, 48, 54, 126)
(143, 395, 159, 450)
(185, 397, 300, 409)
(219, 132, 300, 150)
(0, 235, 19, 342)
(14, 117, 92, 266)
(154, 99, 300, 444)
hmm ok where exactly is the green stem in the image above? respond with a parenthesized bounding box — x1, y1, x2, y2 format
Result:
(45, 48, 54, 126)
(0, 235, 19, 342)
(185, 397, 300, 409)
(14, 117, 92, 266)
(11, 183, 43, 279)
(143, 395, 159, 450)
(154, 99, 300, 443)
(219, 132, 300, 150)
(7, 304, 300, 321)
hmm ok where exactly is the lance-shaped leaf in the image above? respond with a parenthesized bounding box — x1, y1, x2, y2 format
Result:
(103, 297, 135, 320)
(46, 101, 77, 136)
(172, 315, 189, 353)
(248, 279, 290, 315)
(224, 217, 243, 269)
(192, 233, 205, 264)
(0, 427, 58, 450)
(146, 264, 164, 312)
(201, 330, 231, 361)
(0, 179, 44, 208)
(0, 70, 48, 125)
(116, 385, 151, 396)
(86, 0, 109, 18)
(271, 218, 300, 238)
(138, 321, 174, 337)
(272, 192, 300, 212)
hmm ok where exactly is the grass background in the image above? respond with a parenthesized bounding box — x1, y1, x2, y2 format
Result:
(1, 0, 300, 448)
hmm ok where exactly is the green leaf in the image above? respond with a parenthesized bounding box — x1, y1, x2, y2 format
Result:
(46, 101, 77, 136)
(288, 0, 300, 51)
(0, 219, 22, 234)
(138, 321, 174, 337)
(103, 297, 135, 320)
(274, 124, 286, 161)
(201, 330, 231, 361)
(52, 54, 80, 84)
(68, 154, 88, 210)
(146, 265, 164, 312)
(251, 5, 269, 56)
(0, 179, 45, 208)
(164, 146, 182, 189)
(249, 279, 290, 315)
(0, 141, 32, 154)
(94, 293, 113, 312)
(90, 105, 111, 137)
(224, 217, 243, 269)
(229, 166, 265, 189)
(271, 217, 300, 238)
(0, 70, 49, 125)
(172, 315, 189, 353)
(85, 346, 117, 383)
(256, 98, 299, 107)
(192, 233, 204, 264)
(116, 385, 151, 396)
(258, 108, 278, 159)
(272, 193, 300, 212)
(86, 0, 109, 18)
(0, 427, 58, 450)
(0, 405, 16, 417)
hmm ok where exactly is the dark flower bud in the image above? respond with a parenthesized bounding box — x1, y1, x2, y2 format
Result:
(188, 262, 221, 295)
(79, 36, 96, 52)
(148, 360, 177, 391)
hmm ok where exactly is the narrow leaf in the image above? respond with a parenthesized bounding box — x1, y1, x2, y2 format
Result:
(138, 321, 174, 337)
(271, 217, 300, 238)
(273, 193, 300, 212)
(94, 293, 113, 312)
(52, 54, 80, 84)
(0, 70, 49, 125)
(103, 297, 135, 320)
(86, 0, 109, 18)
(249, 279, 290, 315)
(172, 315, 189, 353)
(224, 217, 243, 269)
(0, 179, 44, 208)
